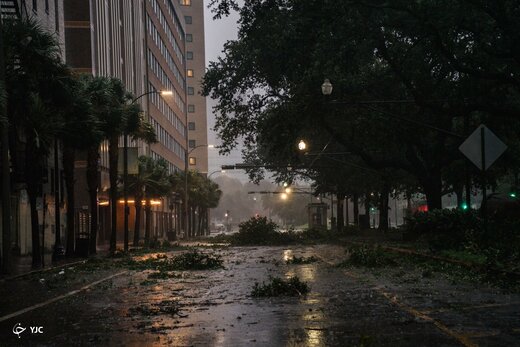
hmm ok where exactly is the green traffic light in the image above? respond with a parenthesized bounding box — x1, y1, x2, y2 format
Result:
(510, 192, 517, 198)
(461, 202, 468, 210)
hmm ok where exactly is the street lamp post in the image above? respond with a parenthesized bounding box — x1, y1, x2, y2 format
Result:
(208, 169, 225, 179)
(123, 90, 172, 251)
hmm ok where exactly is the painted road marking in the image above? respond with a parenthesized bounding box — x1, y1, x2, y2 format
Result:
(421, 301, 520, 315)
(379, 290, 477, 347)
(321, 258, 477, 347)
(0, 271, 127, 323)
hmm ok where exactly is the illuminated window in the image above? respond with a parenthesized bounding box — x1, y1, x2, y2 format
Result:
(186, 51, 193, 60)
(188, 87, 194, 95)
(186, 34, 193, 42)
(188, 104, 195, 113)
(188, 122, 195, 130)
(187, 69, 194, 77)
(180, 0, 191, 5)
(189, 140, 196, 148)
(189, 157, 196, 165)
(185, 16, 192, 24)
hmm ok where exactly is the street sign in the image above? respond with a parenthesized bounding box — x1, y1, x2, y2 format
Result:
(459, 125, 507, 171)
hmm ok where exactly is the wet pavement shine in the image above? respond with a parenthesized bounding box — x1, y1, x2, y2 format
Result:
(1, 244, 519, 346)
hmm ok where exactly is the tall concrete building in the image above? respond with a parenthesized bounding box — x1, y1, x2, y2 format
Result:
(178, 0, 209, 174)
(64, 0, 188, 244)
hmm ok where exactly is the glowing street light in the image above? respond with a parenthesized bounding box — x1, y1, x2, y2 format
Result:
(280, 193, 288, 200)
(298, 139, 307, 151)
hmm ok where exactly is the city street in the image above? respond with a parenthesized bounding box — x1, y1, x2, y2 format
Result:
(1, 244, 519, 346)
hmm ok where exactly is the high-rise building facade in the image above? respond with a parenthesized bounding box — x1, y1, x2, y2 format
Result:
(64, 0, 188, 244)
(179, 0, 208, 173)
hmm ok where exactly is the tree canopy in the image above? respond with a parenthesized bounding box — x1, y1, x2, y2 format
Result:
(203, 0, 520, 210)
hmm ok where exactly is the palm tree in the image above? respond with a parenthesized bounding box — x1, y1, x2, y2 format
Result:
(81, 76, 156, 254)
(3, 18, 70, 266)
(57, 75, 98, 256)
(170, 170, 222, 237)
(144, 159, 172, 245)
(79, 76, 113, 255)
(127, 156, 172, 246)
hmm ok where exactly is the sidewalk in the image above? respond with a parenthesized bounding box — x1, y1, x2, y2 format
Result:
(0, 253, 89, 280)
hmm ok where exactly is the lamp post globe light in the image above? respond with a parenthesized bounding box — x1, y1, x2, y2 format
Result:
(321, 78, 333, 96)
(298, 139, 307, 151)
(122, 89, 172, 252)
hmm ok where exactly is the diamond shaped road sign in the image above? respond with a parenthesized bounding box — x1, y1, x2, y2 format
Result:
(459, 125, 507, 171)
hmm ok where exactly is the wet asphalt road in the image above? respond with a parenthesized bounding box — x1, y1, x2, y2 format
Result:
(1, 245, 519, 346)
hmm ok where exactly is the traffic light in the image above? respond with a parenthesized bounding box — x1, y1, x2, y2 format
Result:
(509, 186, 518, 199)
(460, 202, 469, 210)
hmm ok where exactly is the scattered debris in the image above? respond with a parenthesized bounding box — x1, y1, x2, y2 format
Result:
(339, 245, 397, 268)
(128, 300, 182, 317)
(252, 276, 309, 297)
(286, 256, 319, 264)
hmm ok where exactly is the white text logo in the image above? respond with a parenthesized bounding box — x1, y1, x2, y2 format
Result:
(12, 323, 26, 338)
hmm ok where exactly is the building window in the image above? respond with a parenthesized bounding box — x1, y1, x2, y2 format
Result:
(180, 0, 191, 5)
(185, 16, 192, 24)
(186, 34, 193, 42)
(188, 104, 195, 113)
(189, 157, 196, 165)
(187, 69, 194, 77)
(188, 122, 195, 130)
(32, 0, 37, 12)
(188, 87, 194, 95)
(186, 51, 193, 60)
(45, 0, 49, 13)
(189, 140, 196, 148)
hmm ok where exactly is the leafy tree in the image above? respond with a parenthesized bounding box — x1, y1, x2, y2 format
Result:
(204, 0, 520, 212)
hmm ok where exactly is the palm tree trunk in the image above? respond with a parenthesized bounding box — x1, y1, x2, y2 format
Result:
(133, 192, 142, 247)
(25, 142, 41, 267)
(63, 145, 75, 256)
(108, 136, 119, 254)
(87, 146, 99, 254)
(27, 182, 41, 267)
(144, 199, 151, 246)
